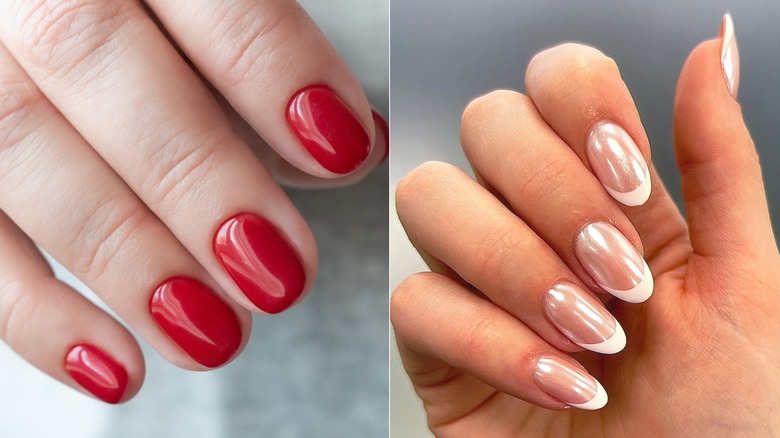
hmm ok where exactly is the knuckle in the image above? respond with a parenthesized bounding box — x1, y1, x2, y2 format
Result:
(143, 132, 229, 210)
(0, 76, 44, 158)
(391, 272, 443, 329)
(460, 312, 502, 359)
(211, 2, 304, 86)
(471, 219, 532, 280)
(70, 201, 149, 282)
(529, 43, 620, 99)
(0, 277, 40, 346)
(516, 156, 574, 206)
(462, 89, 522, 130)
(396, 161, 462, 214)
(17, 0, 135, 80)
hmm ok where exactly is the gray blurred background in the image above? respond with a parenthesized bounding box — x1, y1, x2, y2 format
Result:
(0, 1, 388, 437)
(390, 1, 780, 436)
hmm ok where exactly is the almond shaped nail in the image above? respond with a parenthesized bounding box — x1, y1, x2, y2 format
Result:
(544, 282, 626, 354)
(533, 355, 608, 410)
(586, 121, 651, 207)
(720, 13, 740, 98)
(575, 222, 653, 303)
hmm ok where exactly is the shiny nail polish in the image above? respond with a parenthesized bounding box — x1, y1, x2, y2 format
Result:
(213, 212, 306, 314)
(720, 13, 739, 98)
(543, 282, 626, 354)
(575, 222, 653, 303)
(533, 355, 608, 410)
(586, 121, 651, 206)
(150, 277, 242, 368)
(65, 344, 128, 404)
(372, 110, 389, 163)
(287, 85, 371, 174)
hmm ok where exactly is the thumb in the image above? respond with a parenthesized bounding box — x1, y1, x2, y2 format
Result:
(674, 14, 776, 266)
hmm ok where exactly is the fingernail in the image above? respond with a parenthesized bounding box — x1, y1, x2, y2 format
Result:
(213, 212, 306, 314)
(575, 222, 653, 303)
(372, 110, 389, 163)
(65, 344, 128, 404)
(720, 13, 740, 98)
(543, 282, 626, 354)
(586, 121, 651, 206)
(150, 277, 242, 368)
(287, 85, 371, 174)
(533, 355, 608, 410)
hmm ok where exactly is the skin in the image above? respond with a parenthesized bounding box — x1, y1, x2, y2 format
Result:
(392, 40, 780, 436)
(0, 0, 385, 403)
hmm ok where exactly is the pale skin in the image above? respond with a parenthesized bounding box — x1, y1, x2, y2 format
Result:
(0, 0, 386, 402)
(393, 37, 780, 436)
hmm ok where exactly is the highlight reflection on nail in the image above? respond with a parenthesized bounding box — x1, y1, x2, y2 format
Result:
(543, 282, 626, 354)
(719, 13, 740, 98)
(533, 355, 608, 410)
(575, 222, 653, 303)
(586, 121, 651, 206)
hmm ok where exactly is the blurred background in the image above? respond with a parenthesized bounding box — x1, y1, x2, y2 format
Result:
(390, 1, 780, 436)
(0, 1, 388, 437)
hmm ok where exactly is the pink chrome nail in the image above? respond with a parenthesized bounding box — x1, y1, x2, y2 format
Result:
(720, 13, 739, 98)
(586, 121, 651, 206)
(543, 282, 626, 354)
(575, 222, 653, 303)
(533, 355, 607, 410)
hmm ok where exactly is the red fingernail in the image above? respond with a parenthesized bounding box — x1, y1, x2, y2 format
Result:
(287, 85, 370, 174)
(213, 212, 305, 314)
(65, 344, 128, 404)
(372, 110, 389, 163)
(150, 277, 242, 368)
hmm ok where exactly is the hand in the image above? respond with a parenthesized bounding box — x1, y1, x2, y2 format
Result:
(0, 0, 387, 404)
(392, 16, 780, 436)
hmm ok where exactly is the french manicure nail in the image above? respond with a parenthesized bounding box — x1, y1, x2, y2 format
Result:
(150, 277, 242, 368)
(214, 212, 306, 314)
(543, 282, 626, 354)
(533, 355, 608, 410)
(65, 344, 128, 404)
(586, 121, 651, 206)
(288, 85, 371, 174)
(575, 222, 653, 303)
(720, 13, 740, 98)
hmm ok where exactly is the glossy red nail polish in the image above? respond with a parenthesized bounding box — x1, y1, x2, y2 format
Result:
(65, 344, 128, 404)
(150, 277, 242, 368)
(372, 110, 389, 163)
(287, 85, 370, 174)
(213, 212, 305, 314)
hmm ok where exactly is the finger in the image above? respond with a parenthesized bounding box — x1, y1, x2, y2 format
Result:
(396, 162, 626, 354)
(232, 107, 388, 189)
(146, 0, 374, 176)
(461, 91, 653, 303)
(0, 211, 143, 404)
(524, 43, 690, 263)
(0, 1, 317, 314)
(0, 43, 247, 369)
(674, 15, 777, 263)
(391, 272, 608, 411)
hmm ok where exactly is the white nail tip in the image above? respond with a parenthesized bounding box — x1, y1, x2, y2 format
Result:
(604, 163, 651, 207)
(578, 320, 626, 354)
(601, 259, 654, 303)
(569, 379, 608, 410)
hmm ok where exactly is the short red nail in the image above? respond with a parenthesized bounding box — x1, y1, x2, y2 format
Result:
(287, 85, 370, 174)
(150, 277, 242, 368)
(65, 344, 128, 404)
(372, 110, 389, 163)
(214, 212, 305, 314)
